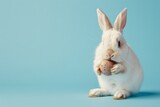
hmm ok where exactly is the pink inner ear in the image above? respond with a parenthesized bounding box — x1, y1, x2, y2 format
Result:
(120, 12, 127, 31)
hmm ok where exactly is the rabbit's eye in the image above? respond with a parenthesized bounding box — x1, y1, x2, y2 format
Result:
(118, 41, 121, 48)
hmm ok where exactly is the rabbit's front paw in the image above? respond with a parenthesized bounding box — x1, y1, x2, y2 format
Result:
(111, 64, 123, 74)
(88, 88, 108, 97)
(113, 89, 130, 100)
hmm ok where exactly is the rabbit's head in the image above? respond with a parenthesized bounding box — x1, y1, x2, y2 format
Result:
(97, 8, 129, 63)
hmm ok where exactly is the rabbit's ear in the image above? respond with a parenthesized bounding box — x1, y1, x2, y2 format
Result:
(114, 8, 127, 32)
(97, 8, 112, 31)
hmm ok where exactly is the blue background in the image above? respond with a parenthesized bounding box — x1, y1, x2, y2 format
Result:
(0, 0, 160, 106)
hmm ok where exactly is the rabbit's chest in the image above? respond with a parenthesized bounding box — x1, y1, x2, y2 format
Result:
(99, 71, 131, 89)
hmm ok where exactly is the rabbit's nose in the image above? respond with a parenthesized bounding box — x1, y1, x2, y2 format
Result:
(105, 49, 115, 60)
(105, 55, 111, 60)
(106, 49, 114, 56)
(105, 54, 114, 60)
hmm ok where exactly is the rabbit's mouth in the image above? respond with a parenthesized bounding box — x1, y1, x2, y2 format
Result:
(104, 57, 118, 63)
(106, 59, 118, 64)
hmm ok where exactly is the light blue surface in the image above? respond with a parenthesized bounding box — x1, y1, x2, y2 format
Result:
(0, 0, 160, 106)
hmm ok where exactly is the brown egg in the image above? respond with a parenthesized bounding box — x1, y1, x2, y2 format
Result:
(99, 60, 116, 76)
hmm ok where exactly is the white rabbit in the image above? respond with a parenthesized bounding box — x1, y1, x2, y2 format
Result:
(89, 8, 143, 99)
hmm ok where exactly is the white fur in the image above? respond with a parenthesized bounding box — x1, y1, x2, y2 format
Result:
(89, 8, 143, 99)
